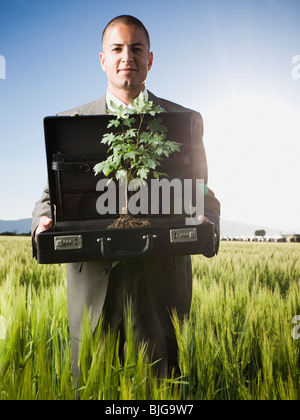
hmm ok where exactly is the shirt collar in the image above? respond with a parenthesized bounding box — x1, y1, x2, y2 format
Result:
(106, 88, 148, 112)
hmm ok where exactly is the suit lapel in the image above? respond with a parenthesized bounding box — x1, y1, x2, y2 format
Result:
(97, 90, 160, 114)
(93, 94, 107, 114)
(148, 90, 159, 105)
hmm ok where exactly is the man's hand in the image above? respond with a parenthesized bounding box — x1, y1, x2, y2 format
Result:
(198, 215, 211, 223)
(34, 216, 53, 242)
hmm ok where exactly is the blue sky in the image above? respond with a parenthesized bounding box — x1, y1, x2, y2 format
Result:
(0, 0, 300, 232)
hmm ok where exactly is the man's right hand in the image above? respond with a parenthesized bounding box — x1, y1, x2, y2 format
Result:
(34, 216, 53, 242)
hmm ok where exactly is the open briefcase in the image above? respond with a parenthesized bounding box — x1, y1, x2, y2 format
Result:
(36, 111, 215, 264)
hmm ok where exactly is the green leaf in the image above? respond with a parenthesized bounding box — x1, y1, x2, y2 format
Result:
(125, 128, 137, 138)
(107, 118, 121, 128)
(137, 167, 149, 180)
(123, 116, 135, 128)
(94, 161, 113, 177)
(130, 92, 154, 114)
(115, 169, 127, 180)
(93, 162, 105, 175)
(165, 140, 181, 152)
(123, 151, 136, 160)
(101, 132, 115, 145)
(143, 158, 158, 169)
(149, 105, 164, 116)
(150, 133, 165, 145)
(153, 170, 167, 179)
(147, 117, 168, 134)
(139, 131, 151, 144)
(108, 101, 129, 119)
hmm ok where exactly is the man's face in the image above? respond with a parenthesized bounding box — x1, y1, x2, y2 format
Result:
(100, 23, 153, 99)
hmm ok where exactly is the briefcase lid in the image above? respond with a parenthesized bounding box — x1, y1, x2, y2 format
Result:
(43, 111, 201, 229)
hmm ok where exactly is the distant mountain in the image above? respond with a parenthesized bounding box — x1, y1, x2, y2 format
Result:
(0, 218, 32, 234)
(220, 220, 282, 238)
(0, 218, 296, 237)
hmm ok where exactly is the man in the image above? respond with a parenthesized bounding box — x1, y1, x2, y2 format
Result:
(32, 15, 220, 378)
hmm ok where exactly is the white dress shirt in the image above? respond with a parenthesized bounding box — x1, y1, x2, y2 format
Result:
(106, 88, 149, 112)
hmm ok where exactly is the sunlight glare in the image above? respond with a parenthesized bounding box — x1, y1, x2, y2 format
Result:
(202, 92, 300, 230)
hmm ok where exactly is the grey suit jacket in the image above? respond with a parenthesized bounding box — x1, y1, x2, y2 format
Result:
(31, 91, 220, 342)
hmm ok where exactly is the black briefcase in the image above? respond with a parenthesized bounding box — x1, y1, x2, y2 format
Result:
(36, 111, 215, 264)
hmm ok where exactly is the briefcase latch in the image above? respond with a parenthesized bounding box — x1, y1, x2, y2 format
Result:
(170, 228, 197, 243)
(54, 235, 83, 251)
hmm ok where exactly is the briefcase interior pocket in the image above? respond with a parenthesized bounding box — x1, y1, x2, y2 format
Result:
(52, 153, 111, 221)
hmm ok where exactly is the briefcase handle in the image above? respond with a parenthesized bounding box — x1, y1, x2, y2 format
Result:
(98, 234, 156, 260)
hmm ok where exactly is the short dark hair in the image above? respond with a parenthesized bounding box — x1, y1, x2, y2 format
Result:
(102, 15, 151, 51)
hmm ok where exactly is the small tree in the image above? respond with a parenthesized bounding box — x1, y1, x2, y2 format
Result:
(94, 93, 181, 226)
(255, 229, 266, 237)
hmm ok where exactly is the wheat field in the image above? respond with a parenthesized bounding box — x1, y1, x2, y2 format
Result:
(0, 236, 299, 400)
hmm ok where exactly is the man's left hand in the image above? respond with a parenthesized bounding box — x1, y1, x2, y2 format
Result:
(198, 215, 211, 223)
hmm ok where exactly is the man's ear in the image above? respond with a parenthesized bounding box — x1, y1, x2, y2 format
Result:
(99, 52, 106, 72)
(148, 51, 153, 71)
